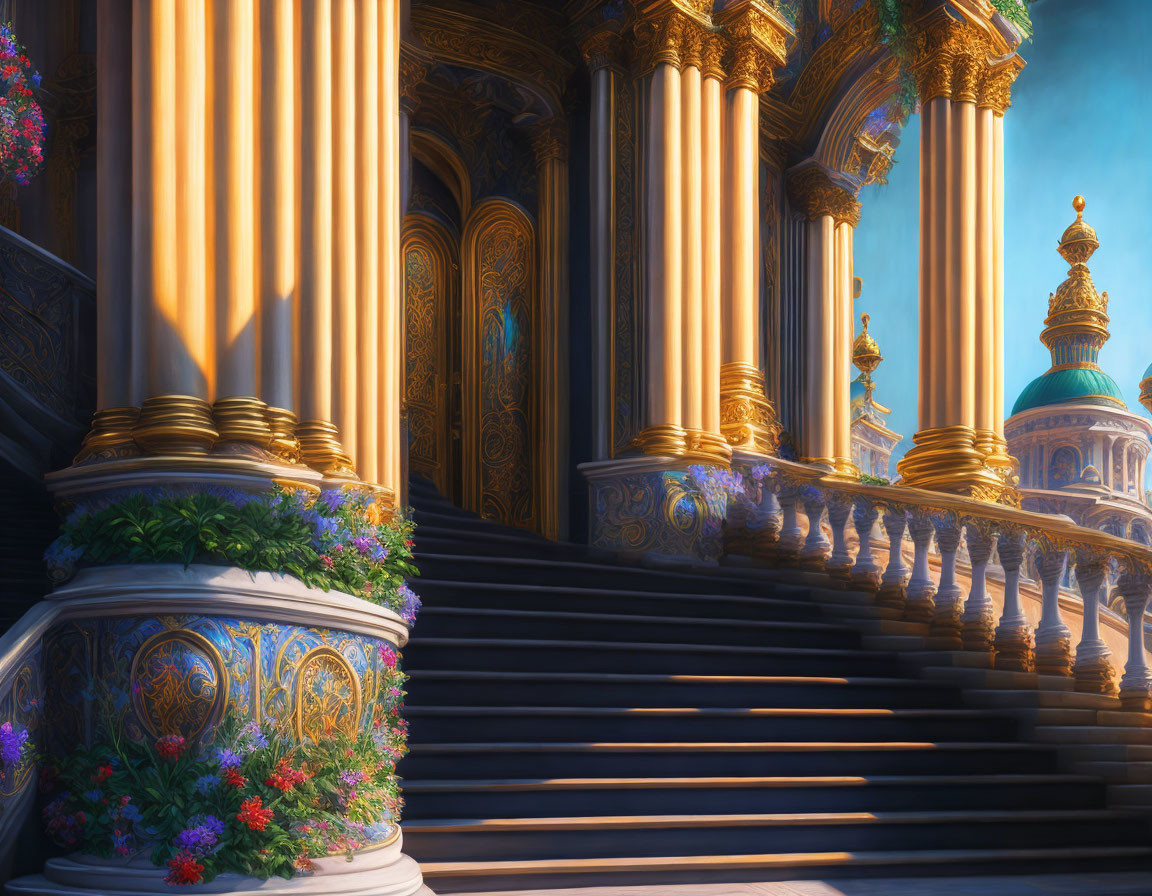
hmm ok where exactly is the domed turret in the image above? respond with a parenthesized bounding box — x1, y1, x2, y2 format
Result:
(1140, 361, 1152, 416)
(1012, 195, 1125, 416)
(852, 313, 882, 403)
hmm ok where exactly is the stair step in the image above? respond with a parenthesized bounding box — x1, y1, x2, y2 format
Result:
(1078, 761, 1152, 783)
(404, 671, 962, 709)
(404, 705, 1020, 743)
(402, 774, 1107, 818)
(1037, 726, 1152, 745)
(400, 740, 1060, 779)
(412, 845, 1152, 892)
(416, 606, 860, 649)
(402, 638, 906, 677)
(403, 809, 1144, 862)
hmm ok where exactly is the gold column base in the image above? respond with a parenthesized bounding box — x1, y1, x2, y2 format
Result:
(896, 425, 1009, 503)
(978, 429, 1021, 507)
(829, 458, 862, 482)
(634, 424, 688, 457)
(296, 419, 359, 480)
(211, 396, 277, 460)
(683, 429, 734, 465)
(993, 624, 1035, 672)
(1073, 652, 1118, 696)
(132, 395, 219, 456)
(719, 362, 781, 454)
(74, 406, 142, 464)
(264, 406, 304, 465)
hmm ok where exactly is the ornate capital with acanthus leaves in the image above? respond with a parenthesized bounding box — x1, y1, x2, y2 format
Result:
(580, 29, 626, 73)
(531, 118, 569, 165)
(632, 8, 687, 76)
(786, 165, 861, 227)
(701, 32, 726, 80)
(909, 13, 1024, 113)
(715, 0, 790, 93)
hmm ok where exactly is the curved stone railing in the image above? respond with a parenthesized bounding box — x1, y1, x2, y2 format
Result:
(726, 454, 1152, 711)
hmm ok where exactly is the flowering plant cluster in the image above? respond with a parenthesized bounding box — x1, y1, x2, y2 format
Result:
(42, 651, 409, 884)
(44, 485, 420, 622)
(0, 23, 43, 186)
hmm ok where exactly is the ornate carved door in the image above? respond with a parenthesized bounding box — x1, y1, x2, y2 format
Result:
(402, 215, 458, 498)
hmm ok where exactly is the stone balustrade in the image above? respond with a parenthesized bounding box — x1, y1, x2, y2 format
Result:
(738, 457, 1152, 710)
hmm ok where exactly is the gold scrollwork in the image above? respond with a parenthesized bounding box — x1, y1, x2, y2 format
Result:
(130, 630, 229, 742)
(294, 646, 363, 741)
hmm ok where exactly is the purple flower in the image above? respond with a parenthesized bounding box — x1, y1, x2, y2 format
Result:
(119, 802, 142, 824)
(352, 536, 373, 556)
(339, 769, 367, 788)
(83, 789, 102, 802)
(319, 490, 346, 513)
(216, 748, 241, 769)
(398, 583, 421, 625)
(0, 721, 28, 765)
(311, 516, 339, 548)
(237, 721, 268, 753)
(195, 774, 219, 793)
(370, 541, 389, 563)
(173, 815, 224, 856)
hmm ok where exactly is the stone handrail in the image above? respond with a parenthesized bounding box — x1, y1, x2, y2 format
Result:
(735, 455, 1152, 710)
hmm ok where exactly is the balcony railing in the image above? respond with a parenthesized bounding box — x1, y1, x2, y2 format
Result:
(727, 456, 1152, 710)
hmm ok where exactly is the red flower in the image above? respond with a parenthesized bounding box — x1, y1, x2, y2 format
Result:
(155, 734, 186, 760)
(92, 765, 113, 783)
(265, 759, 310, 792)
(224, 767, 247, 789)
(320, 555, 334, 569)
(237, 796, 273, 831)
(165, 852, 204, 885)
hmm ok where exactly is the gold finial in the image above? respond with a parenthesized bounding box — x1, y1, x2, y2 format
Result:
(853, 311, 882, 376)
(1058, 193, 1098, 267)
(1073, 194, 1085, 215)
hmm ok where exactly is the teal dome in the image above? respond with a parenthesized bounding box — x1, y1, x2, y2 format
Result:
(1142, 361, 1152, 381)
(1011, 367, 1127, 416)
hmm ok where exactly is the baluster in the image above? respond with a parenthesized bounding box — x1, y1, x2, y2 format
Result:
(776, 484, 803, 562)
(1072, 553, 1116, 695)
(905, 511, 937, 624)
(1117, 569, 1152, 712)
(1035, 546, 1072, 676)
(993, 531, 1034, 671)
(929, 517, 964, 651)
(850, 498, 881, 590)
(961, 522, 995, 654)
(825, 495, 853, 581)
(799, 487, 830, 570)
(756, 476, 783, 549)
(876, 506, 908, 612)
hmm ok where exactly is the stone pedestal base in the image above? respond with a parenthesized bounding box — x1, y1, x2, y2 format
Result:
(8, 838, 427, 896)
(580, 457, 724, 564)
(993, 621, 1035, 672)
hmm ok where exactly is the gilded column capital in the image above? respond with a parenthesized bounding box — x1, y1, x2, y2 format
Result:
(399, 43, 433, 116)
(531, 118, 569, 165)
(580, 29, 626, 73)
(786, 165, 860, 226)
(909, 19, 992, 105)
(701, 32, 726, 80)
(715, 0, 790, 93)
(977, 55, 1025, 115)
(680, 21, 705, 70)
(632, 9, 686, 76)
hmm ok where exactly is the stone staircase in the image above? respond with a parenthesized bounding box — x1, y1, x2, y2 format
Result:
(398, 476, 1152, 893)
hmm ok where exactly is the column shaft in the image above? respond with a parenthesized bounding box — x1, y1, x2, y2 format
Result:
(258, 0, 296, 412)
(803, 214, 836, 465)
(974, 104, 994, 437)
(721, 84, 757, 366)
(380, 0, 403, 494)
(97, 0, 133, 407)
(680, 58, 703, 438)
(587, 62, 615, 460)
(332, 0, 358, 465)
(700, 66, 722, 441)
(298, 0, 333, 422)
(832, 221, 853, 470)
(991, 111, 1006, 437)
(639, 60, 683, 451)
(354, 0, 380, 484)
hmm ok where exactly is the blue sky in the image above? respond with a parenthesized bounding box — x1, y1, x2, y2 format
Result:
(853, 0, 1152, 471)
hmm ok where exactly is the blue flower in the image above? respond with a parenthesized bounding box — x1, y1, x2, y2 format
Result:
(195, 774, 219, 794)
(119, 802, 142, 823)
(83, 789, 102, 802)
(319, 489, 347, 513)
(216, 748, 241, 769)
(0, 721, 28, 765)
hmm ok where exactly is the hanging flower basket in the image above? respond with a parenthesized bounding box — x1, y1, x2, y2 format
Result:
(0, 22, 43, 186)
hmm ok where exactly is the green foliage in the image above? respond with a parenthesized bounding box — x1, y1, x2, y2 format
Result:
(860, 473, 891, 486)
(991, 0, 1034, 38)
(45, 486, 420, 620)
(43, 674, 408, 883)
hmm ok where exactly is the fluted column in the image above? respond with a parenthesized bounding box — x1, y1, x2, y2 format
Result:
(1035, 547, 1073, 676)
(534, 120, 571, 539)
(680, 27, 705, 455)
(1073, 554, 1116, 695)
(379, 0, 403, 496)
(634, 13, 684, 456)
(715, 3, 786, 456)
(786, 165, 859, 472)
(700, 36, 724, 455)
(898, 16, 1023, 502)
(581, 31, 623, 461)
(1118, 570, 1152, 711)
